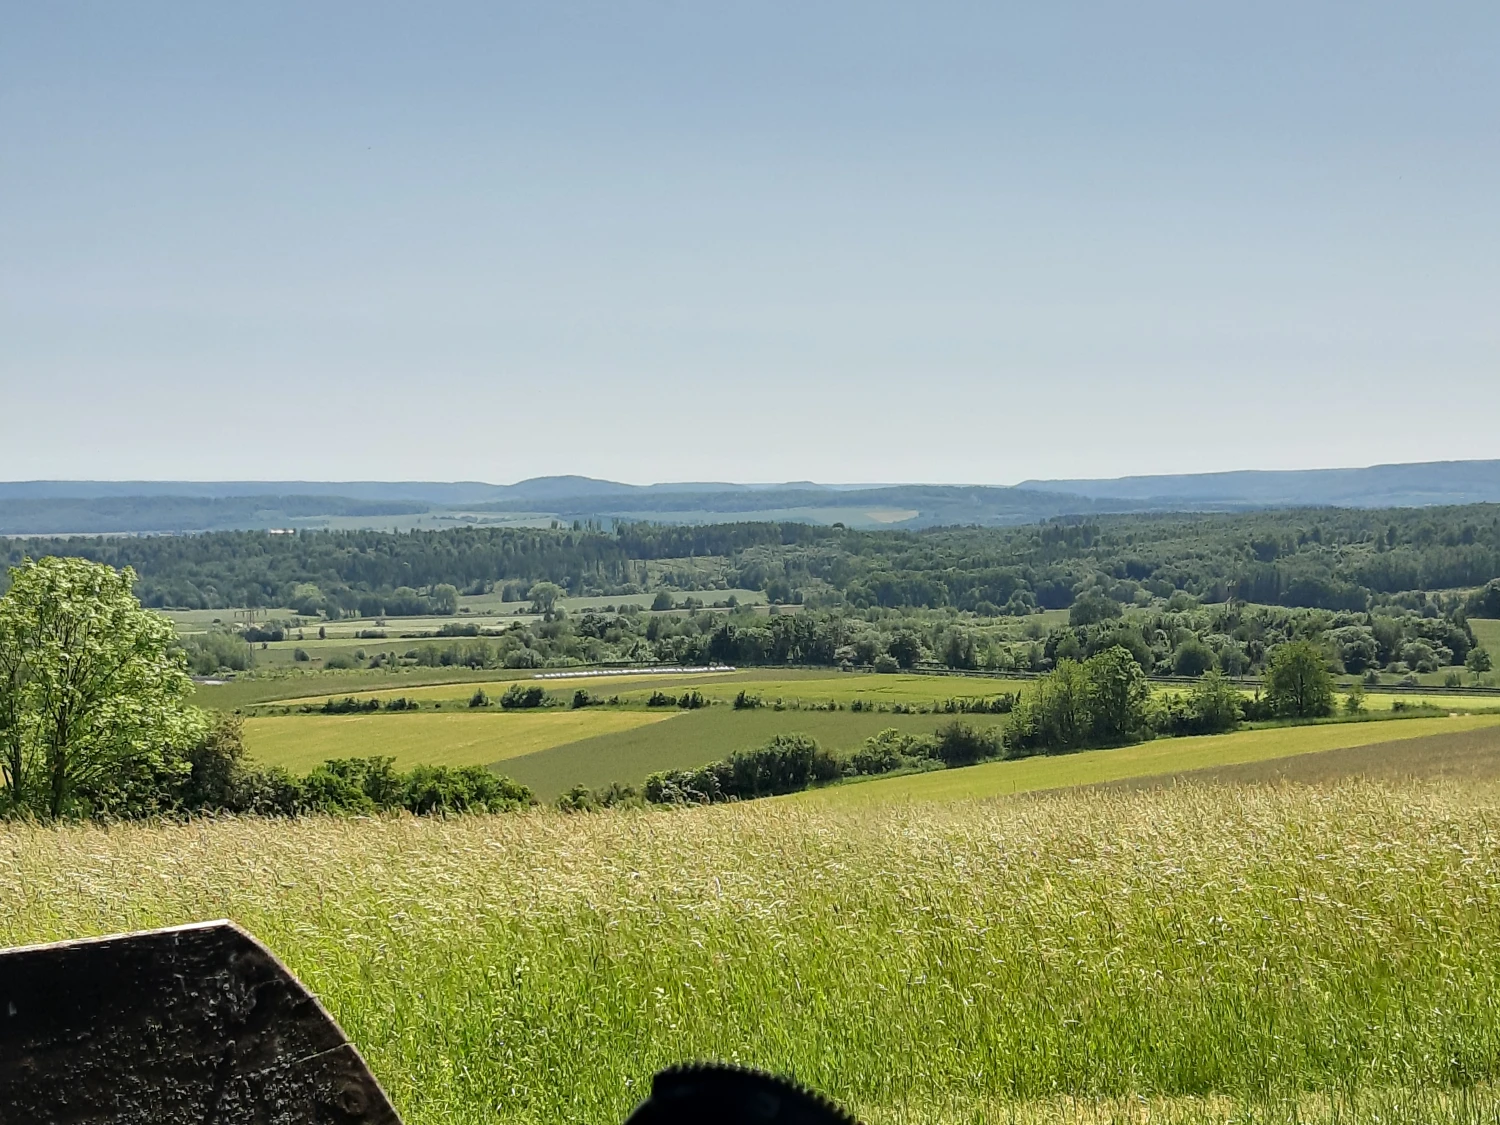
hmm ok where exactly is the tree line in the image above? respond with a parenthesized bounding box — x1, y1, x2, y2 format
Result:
(7, 505, 1500, 622)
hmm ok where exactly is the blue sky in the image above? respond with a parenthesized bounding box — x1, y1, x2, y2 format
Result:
(2, 2, 1496, 484)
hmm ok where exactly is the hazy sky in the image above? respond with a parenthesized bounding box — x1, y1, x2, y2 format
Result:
(3, 2, 1497, 485)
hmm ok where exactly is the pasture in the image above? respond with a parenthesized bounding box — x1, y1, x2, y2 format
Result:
(1472, 616, 1500, 657)
(8, 782, 1500, 1124)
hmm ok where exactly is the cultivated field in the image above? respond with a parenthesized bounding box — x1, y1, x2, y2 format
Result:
(242, 710, 677, 774)
(230, 663, 1500, 800)
(797, 714, 1500, 805)
(269, 670, 1031, 710)
(7, 783, 1500, 1124)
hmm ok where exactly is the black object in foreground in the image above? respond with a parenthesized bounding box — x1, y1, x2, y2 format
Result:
(0, 920, 400, 1125)
(624, 1063, 859, 1125)
(0, 921, 858, 1125)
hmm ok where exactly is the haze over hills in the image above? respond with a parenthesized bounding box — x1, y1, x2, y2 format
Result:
(1018, 460, 1500, 509)
(1, 459, 1498, 535)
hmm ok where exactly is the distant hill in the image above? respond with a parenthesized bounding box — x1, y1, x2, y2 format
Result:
(2, 459, 1498, 535)
(1018, 460, 1500, 508)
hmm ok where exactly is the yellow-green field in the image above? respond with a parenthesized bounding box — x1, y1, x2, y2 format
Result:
(270, 670, 1031, 710)
(796, 713, 1500, 806)
(10, 783, 1500, 1123)
(243, 710, 675, 773)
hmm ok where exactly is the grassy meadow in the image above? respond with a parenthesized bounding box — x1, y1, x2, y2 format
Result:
(1472, 616, 1500, 658)
(8, 782, 1500, 1124)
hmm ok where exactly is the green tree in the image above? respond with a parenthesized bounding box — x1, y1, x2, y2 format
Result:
(1264, 640, 1335, 718)
(1069, 590, 1122, 627)
(1467, 646, 1492, 673)
(1083, 645, 1152, 744)
(528, 582, 564, 614)
(0, 557, 203, 818)
(1186, 669, 1243, 733)
(886, 630, 924, 669)
(943, 630, 978, 670)
(1171, 636, 1215, 677)
(429, 583, 460, 615)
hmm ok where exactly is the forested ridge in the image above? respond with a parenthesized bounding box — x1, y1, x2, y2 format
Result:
(7, 504, 1500, 615)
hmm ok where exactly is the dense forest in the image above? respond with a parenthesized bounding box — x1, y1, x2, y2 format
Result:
(8, 505, 1500, 616)
(8, 505, 1499, 683)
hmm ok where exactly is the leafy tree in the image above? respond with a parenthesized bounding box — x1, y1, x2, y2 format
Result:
(651, 591, 675, 611)
(1069, 590, 1122, 627)
(0, 557, 203, 818)
(1172, 636, 1215, 677)
(943, 630, 978, 670)
(1186, 669, 1243, 732)
(429, 583, 460, 615)
(1467, 580, 1500, 619)
(1084, 646, 1152, 744)
(1468, 646, 1493, 673)
(886, 631, 924, 669)
(528, 581, 564, 614)
(1264, 640, 1335, 718)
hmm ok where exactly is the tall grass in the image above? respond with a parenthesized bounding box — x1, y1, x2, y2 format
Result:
(4, 783, 1500, 1124)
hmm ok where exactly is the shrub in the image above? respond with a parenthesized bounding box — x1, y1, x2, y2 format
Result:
(646, 690, 675, 707)
(848, 729, 913, 775)
(931, 721, 1002, 767)
(556, 781, 641, 812)
(179, 630, 256, 674)
(500, 684, 549, 709)
(1154, 670, 1243, 736)
(321, 696, 380, 714)
(293, 647, 311, 662)
(733, 690, 762, 710)
(469, 689, 490, 708)
(644, 734, 834, 804)
(677, 690, 706, 709)
(401, 765, 531, 814)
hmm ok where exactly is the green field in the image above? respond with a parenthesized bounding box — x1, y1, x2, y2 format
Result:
(193, 666, 538, 709)
(500, 708, 953, 799)
(242, 710, 676, 774)
(235, 653, 1500, 803)
(273, 669, 1031, 710)
(796, 713, 1500, 806)
(1472, 616, 1500, 656)
(10, 782, 1500, 1124)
